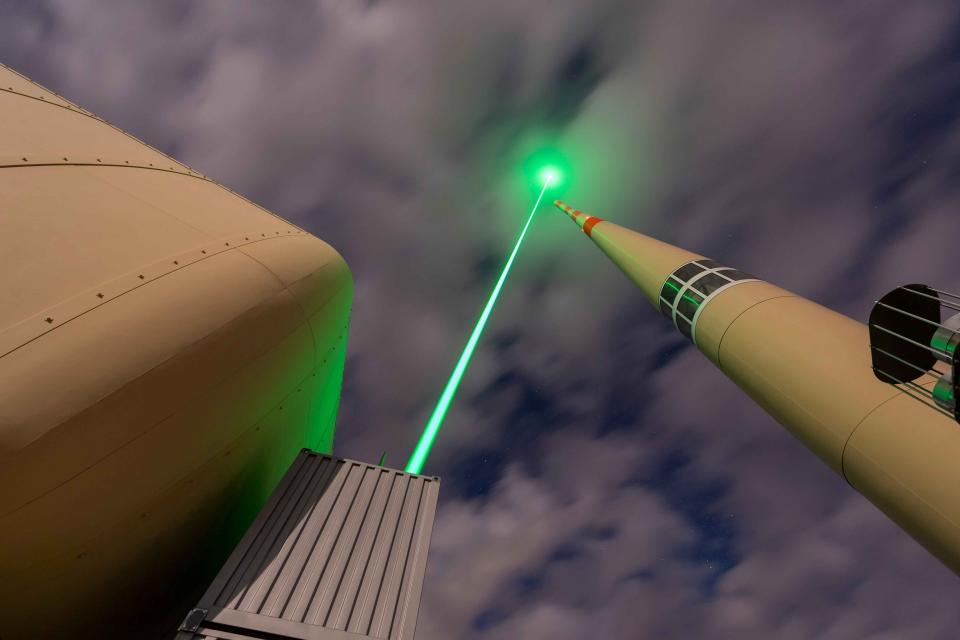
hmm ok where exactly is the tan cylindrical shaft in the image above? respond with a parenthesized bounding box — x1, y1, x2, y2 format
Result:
(555, 199, 960, 574)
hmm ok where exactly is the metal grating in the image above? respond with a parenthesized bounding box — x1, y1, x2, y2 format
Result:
(657, 258, 759, 342)
(177, 450, 440, 640)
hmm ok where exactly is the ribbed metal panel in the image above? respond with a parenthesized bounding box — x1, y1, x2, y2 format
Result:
(177, 450, 440, 640)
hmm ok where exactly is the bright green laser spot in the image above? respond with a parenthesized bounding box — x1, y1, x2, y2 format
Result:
(522, 147, 570, 195)
(538, 165, 562, 188)
(405, 180, 552, 475)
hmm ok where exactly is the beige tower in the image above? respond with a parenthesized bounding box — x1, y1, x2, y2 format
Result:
(555, 199, 960, 576)
(0, 65, 353, 637)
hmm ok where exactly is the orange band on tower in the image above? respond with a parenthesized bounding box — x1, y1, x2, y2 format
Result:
(582, 216, 603, 237)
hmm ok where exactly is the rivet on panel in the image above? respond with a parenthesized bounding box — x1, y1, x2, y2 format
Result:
(45, 317, 53, 323)
(21, 157, 27, 161)
(225, 242, 230, 246)
(63, 157, 68, 161)
(96, 293, 104, 299)
(173, 260, 179, 265)
(96, 158, 102, 163)
(201, 250, 207, 254)
(138, 274, 145, 280)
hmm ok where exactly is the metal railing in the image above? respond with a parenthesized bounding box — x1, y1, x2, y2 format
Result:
(869, 284, 960, 423)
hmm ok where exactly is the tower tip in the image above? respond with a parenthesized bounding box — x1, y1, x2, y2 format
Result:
(554, 199, 581, 220)
(553, 199, 606, 237)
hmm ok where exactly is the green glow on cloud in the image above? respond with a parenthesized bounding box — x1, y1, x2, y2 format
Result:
(537, 165, 563, 189)
(523, 147, 570, 195)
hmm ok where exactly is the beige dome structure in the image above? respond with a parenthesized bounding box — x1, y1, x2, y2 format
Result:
(0, 64, 353, 637)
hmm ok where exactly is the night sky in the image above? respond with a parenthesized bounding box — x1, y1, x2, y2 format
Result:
(4, 1, 960, 637)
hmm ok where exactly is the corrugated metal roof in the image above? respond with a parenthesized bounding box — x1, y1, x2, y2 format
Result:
(178, 451, 440, 640)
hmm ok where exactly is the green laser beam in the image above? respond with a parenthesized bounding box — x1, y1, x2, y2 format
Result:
(405, 179, 552, 475)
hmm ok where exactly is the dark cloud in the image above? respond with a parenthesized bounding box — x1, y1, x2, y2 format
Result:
(4, 0, 960, 638)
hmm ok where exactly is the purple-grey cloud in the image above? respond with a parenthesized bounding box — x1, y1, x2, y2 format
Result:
(3, 0, 960, 638)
